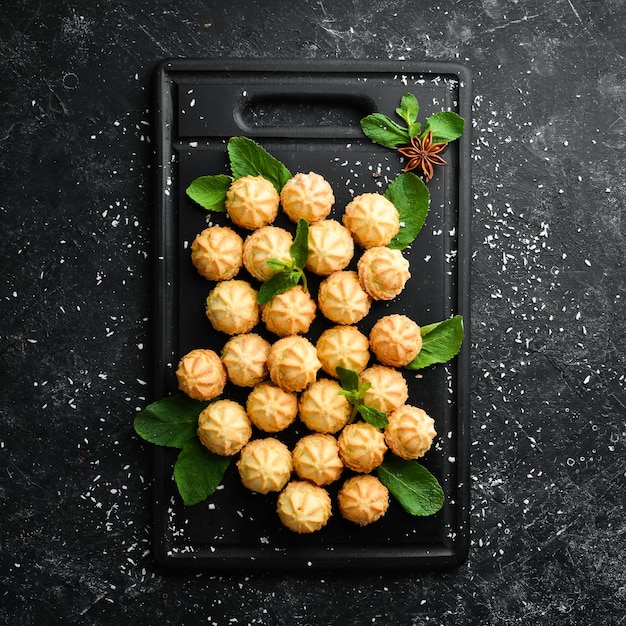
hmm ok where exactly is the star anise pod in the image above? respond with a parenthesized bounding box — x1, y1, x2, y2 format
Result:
(397, 131, 448, 182)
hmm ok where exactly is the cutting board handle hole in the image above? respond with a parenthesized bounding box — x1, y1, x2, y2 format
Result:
(235, 93, 375, 131)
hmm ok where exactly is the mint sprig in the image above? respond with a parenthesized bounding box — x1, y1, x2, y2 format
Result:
(185, 137, 292, 212)
(395, 93, 421, 138)
(133, 394, 230, 506)
(336, 366, 389, 428)
(405, 315, 464, 371)
(361, 93, 464, 154)
(377, 455, 444, 516)
(257, 218, 310, 305)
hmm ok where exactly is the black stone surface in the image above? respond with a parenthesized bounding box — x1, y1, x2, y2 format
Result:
(1, 1, 624, 624)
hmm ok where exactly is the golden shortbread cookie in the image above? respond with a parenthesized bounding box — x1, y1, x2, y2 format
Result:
(262, 285, 317, 337)
(342, 193, 400, 248)
(225, 175, 280, 230)
(298, 378, 351, 434)
(221, 333, 270, 387)
(191, 226, 243, 281)
(292, 433, 344, 486)
(337, 422, 388, 474)
(280, 172, 334, 223)
(267, 336, 321, 392)
(337, 475, 390, 526)
(360, 365, 409, 414)
(357, 246, 411, 301)
(305, 219, 354, 275)
(317, 270, 371, 325)
(384, 405, 437, 460)
(276, 480, 332, 533)
(242, 226, 293, 282)
(205, 279, 259, 335)
(175, 348, 226, 401)
(316, 325, 370, 378)
(197, 399, 252, 456)
(246, 381, 298, 433)
(246, 382, 298, 433)
(369, 314, 423, 367)
(237, 438, 293, 494)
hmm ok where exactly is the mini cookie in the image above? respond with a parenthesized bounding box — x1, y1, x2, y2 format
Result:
(175, 348, 226, 401)
(360, 365, 408, 414)
(246, 382, 298, 432)
(384, 405, 437, 460)
(337, 475, 389, 526)
(267, 336, 321, 392)
(292, 434, 344, 486)
(357, 246, 411, 301)
(237, 438, 293, 494)
(337, 422, 387, 474)
(317, 270, 371, 325)
(342, 193, 400, 248)
(205, 279, 259, 335)
(298, 378, 351, 434)
(261, 285, 317, 337)
(242, 226, 293, 282)
(221, 333, 270, 387)
(316, 325, 370, 377)
(191, 226, 243, 281)
(197, 399, 252, 456)
(280, 172, 334, 223)
(369, 314, 423, 367)
(225, 175, 280, 230)
(276, 480, 332, 533)
(305, 219, 354, 276)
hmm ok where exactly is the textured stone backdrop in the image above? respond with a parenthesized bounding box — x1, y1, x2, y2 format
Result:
(1, 1, 624, 624)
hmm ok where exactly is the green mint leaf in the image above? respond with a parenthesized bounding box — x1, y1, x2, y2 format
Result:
(256, 270, 300, 305)
(265, 258, 293, 272)
(423, 111, 465, 144)
(227, 136, 292, 193)
(408, 121, 421, 138)
(395, 93, 419, 126)
(336, 365, 360, 393)
(290, 218, 310, 270)
(384, 172, 430, 250)
(377, 456, 444, 516)
(357, 404, 389, 428)
(405, 315, 464, 370)
(133, 394, 209, 448)
(338, 388, 361, 406)
(360, 113, 411, 148)
(174, 437, 230, 506)
(186, 174, 232, 212)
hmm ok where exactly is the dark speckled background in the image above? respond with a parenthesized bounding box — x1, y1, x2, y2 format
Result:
(1, 1, 625, 624)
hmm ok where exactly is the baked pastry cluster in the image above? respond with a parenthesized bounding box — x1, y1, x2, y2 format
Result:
(175, 170, 439, 533)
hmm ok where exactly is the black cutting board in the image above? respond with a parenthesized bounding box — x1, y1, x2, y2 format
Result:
(151, 58, 471, 570)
